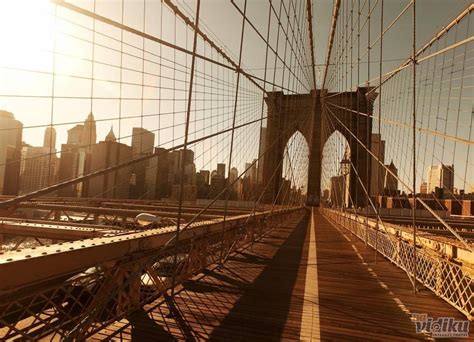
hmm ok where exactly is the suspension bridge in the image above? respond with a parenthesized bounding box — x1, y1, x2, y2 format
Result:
(0, 0, 473, 340)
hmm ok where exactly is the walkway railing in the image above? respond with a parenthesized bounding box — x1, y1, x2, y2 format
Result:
(321, 208, 474, 321)
(0, 207, 303, 340)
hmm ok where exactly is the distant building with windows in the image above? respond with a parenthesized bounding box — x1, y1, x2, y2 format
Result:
(85, 127, 132, 199)
(43, 127, 56, 149)
(19, 145, 58, 195)
(168, 149, 196, 201)
(383, 160, 398, 196)
(427, 164, 454, 194)
(58, 113, 97, 197)
(420, 181, 428, 194)
(0, 111, 22, 195)
(130, 127, 155, 199)
(19, 128, 58, 195)
(370, 134, 385, 197)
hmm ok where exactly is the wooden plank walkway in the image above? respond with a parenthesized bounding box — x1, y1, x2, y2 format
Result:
(92, 208, 472, 341)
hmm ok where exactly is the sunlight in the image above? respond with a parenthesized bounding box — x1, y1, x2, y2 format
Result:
(0, 0, 54, 69)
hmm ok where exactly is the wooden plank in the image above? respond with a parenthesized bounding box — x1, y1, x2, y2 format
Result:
(92, 210, 473, 341)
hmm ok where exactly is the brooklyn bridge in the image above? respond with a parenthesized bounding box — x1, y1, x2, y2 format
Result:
(0, 0, 473, 340)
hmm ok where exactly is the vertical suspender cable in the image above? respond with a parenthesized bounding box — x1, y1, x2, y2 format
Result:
(171, 0, 201, 298)
(375, 0, 383, 263)
(220, 0, 248, 265)
(412, 0, 417, 294)
(365, 0, 370, 247)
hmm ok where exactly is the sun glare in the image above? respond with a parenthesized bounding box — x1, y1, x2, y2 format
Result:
(0, 0, 54, 69)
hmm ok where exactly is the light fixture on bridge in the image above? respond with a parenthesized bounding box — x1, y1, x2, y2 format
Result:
(340, 146, 351, 209)
(135, 213, 162, 226)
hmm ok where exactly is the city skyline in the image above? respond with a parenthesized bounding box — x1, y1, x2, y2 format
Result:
(0, 0, 472, 197)
(0, 109, 304, 202)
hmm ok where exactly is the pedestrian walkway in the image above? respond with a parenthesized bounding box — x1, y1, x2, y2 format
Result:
(92, 208, 472, 341)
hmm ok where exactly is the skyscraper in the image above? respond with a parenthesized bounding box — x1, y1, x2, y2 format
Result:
(0, 111, 22, 195)
(249, 159, 258, 184)
(58, 144, 86, 197)
(383, 160, 398, 196)
(86, 127, 132, 199)
(43, 127, 56, 149)
(199, 170, 210, 185)
(229, 167, 240, 199)
(82, 112, 97, 147)
(19, 145, 57, 195)
(370, 133, 385, 197)
(420, 181, 428, 194)
(60, 113, 97, 197)
(58, 120, 94, 197)
(105, 126, 116, 142)
(217, 163, 226, 177)
(427, 164, 454, 194)
(145, 147, 170, 199)
(67, 125, 84, 145)
(131, 127, 155, 157)
(130, 128, 155, 198)
(168, 149, 197, 201)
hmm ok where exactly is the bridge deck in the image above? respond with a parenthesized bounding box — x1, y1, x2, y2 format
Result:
(91, 209, 471, 341)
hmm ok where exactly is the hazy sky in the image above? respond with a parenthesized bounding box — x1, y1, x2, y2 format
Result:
(0, 0, 472, 191)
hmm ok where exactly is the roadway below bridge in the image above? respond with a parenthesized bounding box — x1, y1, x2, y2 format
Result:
(92, 209, 472, 341)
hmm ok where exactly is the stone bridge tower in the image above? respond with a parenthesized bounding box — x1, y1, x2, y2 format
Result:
(261, 87, 376, 207)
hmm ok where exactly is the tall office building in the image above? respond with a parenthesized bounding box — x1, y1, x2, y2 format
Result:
(58, 117, 90, 197)
(85, 127, 132, 199)
(383, 160, 398, 196)
(217, 163, 226, 177)
(196, 170, 211, 199)
(209, 173, 226, 199)
(82, 112, 97, 147)
(131, 127, 155, 156)
(229, 167, 238, 184)
(67, 125, 84, 145)
(19, 145, 57, 195)
(199, 170, 210, 185)
(229, 167, 240, 199)
(248, 159, 258, 184)
(420, 181, 428, 194)
(43, 127, 56, 149)
(130, 127, 155, 198)
(58, 144, 87, 197)
(0, 111, 23, 195)
(427, 164, 454, 194)
(68, 113, 97, 197)
(145, 147, 170, 199)
(370, 133, 385, 196)
(168, 149, 196, 201)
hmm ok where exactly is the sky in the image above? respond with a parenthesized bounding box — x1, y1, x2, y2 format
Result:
(0, 0, 472, 191)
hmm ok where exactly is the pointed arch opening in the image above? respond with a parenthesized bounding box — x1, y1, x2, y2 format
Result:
(281, 130, 309, 206)
(321, 130, 351, 208)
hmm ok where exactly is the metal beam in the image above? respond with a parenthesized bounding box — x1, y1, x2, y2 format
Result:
(0, 221, 120, 241)
(15, 203, 222, 221)
(0, 208, 300, 291)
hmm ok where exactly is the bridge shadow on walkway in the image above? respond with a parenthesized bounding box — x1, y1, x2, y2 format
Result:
(92, 209, 472, 341)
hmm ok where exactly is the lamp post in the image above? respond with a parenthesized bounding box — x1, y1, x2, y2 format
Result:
(340, 156, 351, 210)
